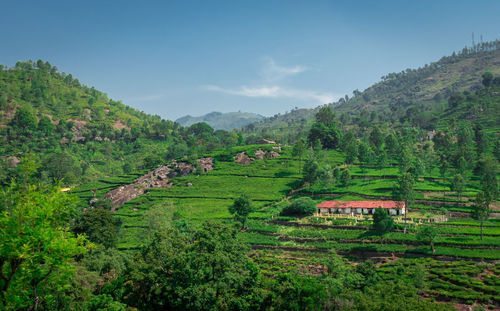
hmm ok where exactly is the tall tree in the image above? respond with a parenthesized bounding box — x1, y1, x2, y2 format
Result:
(393, 172, 415, 234)
(450, 174, 466, 201)
(303, 153, 320, 185)
(340, 168, 351, 188)
(314, 106, 336, 126)
(229, 195, 253, 229)
(399, 145, 413, 174)
(473, 191, 491, 240)
(478, 156, 499, 200)
(307, 122, 341, 150)
(308, 106, 341, 149)
(292, 139, 306, 174)
(439, 157, 449, 195)
(369, 126, 384, 149)
(376, 151, 388, 178)
(417, 226, 438, 254)
(372, 207, 394, 243)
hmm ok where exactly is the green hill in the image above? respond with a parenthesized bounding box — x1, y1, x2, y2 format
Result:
(336, 44, 500, 115)
(176, 111, 264, 130)
(242, 41, 500, 143)
(0, 60, 242, 186)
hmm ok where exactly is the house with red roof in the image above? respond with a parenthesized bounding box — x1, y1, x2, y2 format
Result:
(316, 200, 405, 216)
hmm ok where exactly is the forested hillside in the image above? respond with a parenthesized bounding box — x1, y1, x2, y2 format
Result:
(243, 41, 500, 144)
(0, 61, 243, 186)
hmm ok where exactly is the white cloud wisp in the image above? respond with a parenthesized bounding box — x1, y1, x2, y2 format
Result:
(203, 85, 337, 105)
(260, 57, 308, 82)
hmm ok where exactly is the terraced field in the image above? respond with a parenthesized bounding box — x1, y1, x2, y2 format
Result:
(74, 144, 500, 306)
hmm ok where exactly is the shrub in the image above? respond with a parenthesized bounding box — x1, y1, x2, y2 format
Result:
(281, 197, 316, 217)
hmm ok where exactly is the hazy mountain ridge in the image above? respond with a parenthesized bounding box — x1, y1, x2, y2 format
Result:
(176, 111, 264, 130)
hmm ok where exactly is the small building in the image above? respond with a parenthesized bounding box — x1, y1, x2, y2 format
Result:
(316, 200, 405, 216)
(258, 138, 276, 145)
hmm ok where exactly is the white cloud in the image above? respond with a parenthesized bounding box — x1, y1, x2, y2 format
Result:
(202, 57, 337, 107)
(203, 85, 338, 105)
(260, 57, 308, 82)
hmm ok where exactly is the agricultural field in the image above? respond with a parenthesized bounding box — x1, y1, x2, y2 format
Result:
(74, 144, 500, 307)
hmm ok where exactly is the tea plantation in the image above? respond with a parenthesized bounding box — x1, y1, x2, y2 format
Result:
(74, 144, 500, 307)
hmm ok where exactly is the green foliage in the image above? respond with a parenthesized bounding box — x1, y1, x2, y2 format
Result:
(372, 207, 394, 237)
(450, 174, 466, 200)
(417, 226, 438, 254)
(307, 122, 341, 150)
(272, 272, 327, 311)
(229, 195, 253, 229)
(281, 197, 316, 217)
(340, 167, 351, 188)
(351, 279, 455, 311)
(0, 182, 89, 309)
(292, 139, 306, 173)
(44, 152, 80, 184)
(482, 71, 494, 87)
(142, 153, 163, 169)
(86, 294, 126, 311)
(9, 105, 37, 132)
(37, 115, 54, 134)
(473, 191, 491, 240)
(393, 172, 415, 207)
(124, 221, 263, 310)
(303, 156, 320, 184)
(73, 207, 121, 248)
(478, 155, 499, 200)
(307, 106, 341, 149)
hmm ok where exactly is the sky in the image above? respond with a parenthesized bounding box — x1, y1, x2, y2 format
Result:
(1, 0, 500, 120)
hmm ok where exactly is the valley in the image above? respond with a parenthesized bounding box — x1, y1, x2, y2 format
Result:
(1, 41, 500, 310)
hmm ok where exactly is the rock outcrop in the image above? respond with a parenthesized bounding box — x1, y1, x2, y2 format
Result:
(255, 149, 281, 160)
(266, 150, 280, 159)
(104, 157, 213, 209)
(198, 157, 214, 173)
(234, 149, 281, 165)
(234, 152, 254, 165)
(254, 149, 266, 160)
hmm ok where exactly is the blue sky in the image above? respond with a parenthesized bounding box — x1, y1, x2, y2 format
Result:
(1, 1, 499, 120)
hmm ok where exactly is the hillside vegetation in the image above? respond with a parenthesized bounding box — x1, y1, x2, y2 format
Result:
(0, 61, 244, 186)
(243, 41, 500, 144)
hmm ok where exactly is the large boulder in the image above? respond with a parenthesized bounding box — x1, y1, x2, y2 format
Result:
(266, 151, 280, 159)
(234, 152, 253, 165)
(254, 149, 266, 160)
(197, 157, 214, 172)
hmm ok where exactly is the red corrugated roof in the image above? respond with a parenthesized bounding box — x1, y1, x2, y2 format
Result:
(316, 201, 405, 209)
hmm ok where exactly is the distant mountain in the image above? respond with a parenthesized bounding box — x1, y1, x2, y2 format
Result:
(176, 111, 264, 130)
